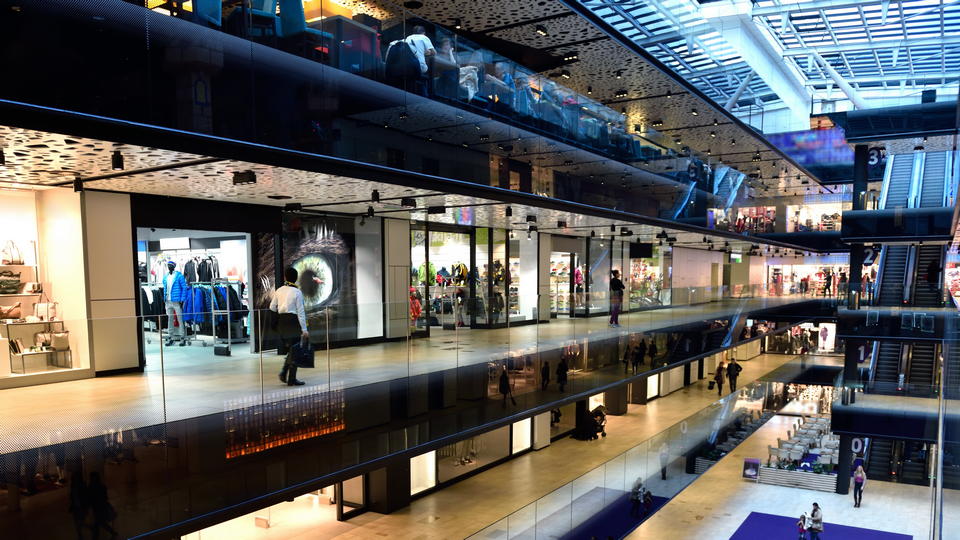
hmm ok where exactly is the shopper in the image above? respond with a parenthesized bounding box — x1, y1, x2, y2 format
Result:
(852, 464, 867, 507)
(271, 267, 309, 386)
(659, 443, 669, 480)
(838, 272, 848, 299)
(88, 472, 118, 540)
(622, 343, 633, 373)
(633, 339, 646, 374)
(162, 260, 188, 347)
(822, 270, 832, 297)
(556, 356, 569, 392)
(808, 502, 824, 540)
(927, 258, 941, 293)
(629, 482, 643, 517)
(609, 269, 625, 327)
(499, 365, 516, 407)
(642, 489, 654, 517)
(796, 513, 808, 540)
(404, 25, 435, 96)
(714, 361, 726, 396)
(727, 358, 742, 391)
(541, 360, 550, 391)
(648, 339, 658, 364)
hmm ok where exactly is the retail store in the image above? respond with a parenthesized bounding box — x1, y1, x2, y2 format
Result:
(785, 202, 845, 233)
(0, 188, 89, 386)
(709, 206, 776, 235)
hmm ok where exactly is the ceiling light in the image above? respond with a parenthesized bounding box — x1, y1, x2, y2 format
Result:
(398, 111, 408, 120)
(591, 230, 596, 237)
(526, 215, 537, 223)
(710, 131, 716, 138)
(615, 70, 623, 79)
(615, 89, 628, 98)
(505, 206, 513, 217)
(706, 148, 712, 155)
(535, 25, 548, 36)
(563, 51, 579, 62)
(731, 139, 737, 146)
(0, 148, 4, 166)
(651, 120, 663, 127)
(232, 170, 256, 185)
(752, 151, 762, 162)
(73, 176, 83, 193)
(561, 70, 571, 79)
(558, 220, 567, 228)
(371, 189, 380, 202)
(283, 203, 302, 212)
(366, 206, 375, 217)
(527, 230, 532, 240)
(666, 91, 672, 99)
(400, 197, 416, 207)
(111, 150, 124, 171)
(691, 109, 698, 116)
(453, 18, 462, 29)
(509, 230, 515, 239)
(427, 205, 446, 215)
(610, 224, 616, 233)
(587, 86, 593, 95)
(713, 118, 719, 126)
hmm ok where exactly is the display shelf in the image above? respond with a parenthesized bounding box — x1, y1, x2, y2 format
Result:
(0, 293, 41, 298)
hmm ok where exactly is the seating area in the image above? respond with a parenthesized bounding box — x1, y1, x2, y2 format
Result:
(768, 414, 840, 469)
(138, 0, 672, 166)
(716, 410, 775, 453)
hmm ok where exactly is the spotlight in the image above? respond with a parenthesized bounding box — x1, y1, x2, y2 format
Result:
(713, 118, 719, 126)
(557, 220, 567, 228)
(610, 224, 616, 233)
(691, 109, 699, 116)
(371, 189, 380, 202)
(615, 70, 623, 79)
(526, 215, 537, 223)
(232, 170, 257, 185)
(398, 111, 408, 120)
(73, 176, 83, 193)
(651, 120, 664, 128)
(731, 139, 737, 146)
(0, 148, 4, 166)
(527, 230, 532, 240)
(561, 70, 571, 79)
(535, 25, 548, 36)
(615, 89, 628, 98)
(366, 206, 375, 217)
(620, 228, 633, 236)
(563, 51, 579, 62)
(666, 90, 672, 99)
(752, 151, 762, 162)
(634, 124, 643, 132)
(111, 150, 124, 171)
(702, 236, 708, 243)
(453, 18, 462, 29)
(587, 86, 593, 95)
(505, 206, 513, 217)
(710, 131, 716, 138)
(706, 148, 712, 156)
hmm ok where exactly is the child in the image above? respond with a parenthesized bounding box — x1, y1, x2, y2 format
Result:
(797, 513, 808, 540)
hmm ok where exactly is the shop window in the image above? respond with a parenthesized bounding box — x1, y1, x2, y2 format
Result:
(410, 451, 437, 495)
(436, 426, 510, 483)
(511, 418, 532, 454)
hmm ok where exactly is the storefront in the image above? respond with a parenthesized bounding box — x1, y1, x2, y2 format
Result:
(0, 188, 90, 386)
(626, 243, 667, 310)
(709, 206, 776, 235)
(766, 262, 849, 296)
(786, 202, 845, 233)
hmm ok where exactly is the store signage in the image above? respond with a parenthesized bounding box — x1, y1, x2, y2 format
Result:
(863, 246, 880, 266)
(742, 458, 761, 481)
(867, 146, 886, 167)
(159, 237, 190, 250)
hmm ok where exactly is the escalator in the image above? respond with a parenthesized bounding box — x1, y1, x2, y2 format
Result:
(912, 245, 945, 307)
(876, 245, 909, 305)
(866, 437, 895, 481)
(918, 151, 947, 208)
(874, 342, 902, 383)
(883, 153, 915, 209)
(898, 441, 929, 486)
(906, 342, 936, 388)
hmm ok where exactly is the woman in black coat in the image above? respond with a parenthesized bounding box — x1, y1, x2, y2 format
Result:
(499, 366, 516, 407)
(648, 339, 659, 364)
(634, 339, 647, 373)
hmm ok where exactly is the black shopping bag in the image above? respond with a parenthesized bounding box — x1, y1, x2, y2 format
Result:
(291, 339, 315, 369)
(708, 380, 715, 390)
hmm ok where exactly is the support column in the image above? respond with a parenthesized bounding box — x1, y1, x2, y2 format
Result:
(369, 461, 411, 514)
(605, 385, 628, 415)
(844, 145, 870, 384)
(835, 434, 854, 494)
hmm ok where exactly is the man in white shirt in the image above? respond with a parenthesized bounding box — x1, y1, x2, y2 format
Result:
(271, 267, 309, 386)
(404, 25, 435, 95)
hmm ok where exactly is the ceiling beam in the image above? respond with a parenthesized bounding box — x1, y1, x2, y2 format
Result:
(751, 0, 898, 17)
(782, 35, 960, 55)
(805, 71, 960, 85)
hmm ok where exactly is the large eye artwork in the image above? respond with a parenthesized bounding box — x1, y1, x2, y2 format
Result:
(292, 254, 335, 309)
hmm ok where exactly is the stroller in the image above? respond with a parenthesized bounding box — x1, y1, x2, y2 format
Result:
(591, 405, 608, 439)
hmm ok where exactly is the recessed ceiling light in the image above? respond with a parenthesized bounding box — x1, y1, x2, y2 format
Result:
(535, 25, 548, 36)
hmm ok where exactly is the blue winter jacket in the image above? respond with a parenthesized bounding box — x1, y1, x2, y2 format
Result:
(163, 271, 189, 303)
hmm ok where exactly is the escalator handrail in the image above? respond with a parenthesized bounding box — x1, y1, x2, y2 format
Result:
(879, 153, 896, 209)
(873, 245, 888, 306)
(945, 150, 958, 208)
(908, 152, 926, 209)
(868, 340, 880, 383)
(903, 245, 918, 305)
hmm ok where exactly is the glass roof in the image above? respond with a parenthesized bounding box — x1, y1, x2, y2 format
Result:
(581, 0, 959, 121)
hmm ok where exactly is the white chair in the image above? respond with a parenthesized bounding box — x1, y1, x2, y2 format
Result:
(789, 449, 804, 461)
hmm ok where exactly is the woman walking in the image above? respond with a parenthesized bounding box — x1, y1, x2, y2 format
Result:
(499, 365, 516, 407)
(714, 361, 726, 396)
(852, 465, 867, 507)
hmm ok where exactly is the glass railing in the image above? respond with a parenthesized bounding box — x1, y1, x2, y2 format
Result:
(466, 376, 777, 540)
(0, 289, 823, 537)
(1, 0, 729, 220)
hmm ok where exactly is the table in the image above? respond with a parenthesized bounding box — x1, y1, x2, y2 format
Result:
(309, 15, 380, 77)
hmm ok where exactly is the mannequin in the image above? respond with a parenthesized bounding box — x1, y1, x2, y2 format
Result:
(162, 261, 188, 347)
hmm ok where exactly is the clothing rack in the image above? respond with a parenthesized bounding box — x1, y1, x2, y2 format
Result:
(210, 278, 247, 348)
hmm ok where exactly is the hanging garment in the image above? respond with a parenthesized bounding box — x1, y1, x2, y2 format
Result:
(183, 259, 198, 284)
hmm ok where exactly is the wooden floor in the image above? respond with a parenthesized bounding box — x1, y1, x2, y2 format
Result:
(0, 296, 802, 454)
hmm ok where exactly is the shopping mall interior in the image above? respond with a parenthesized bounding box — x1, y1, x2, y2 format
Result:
(0, 0, 957, 538)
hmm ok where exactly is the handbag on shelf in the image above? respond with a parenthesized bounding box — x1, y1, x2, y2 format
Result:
(34, 302, 58, 321)
(24, 282, 42, 294)
(1, 240, 23, 265)
(0, 270, 21, 294)
(50, 332, 70, 350)
(0, 302, 22, 320)
(34, 332, 52, 348)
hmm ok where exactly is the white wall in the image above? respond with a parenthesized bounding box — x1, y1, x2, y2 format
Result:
(519, 233, 538, 320)
(81, 191, 139, 372)
(538, 234, 551, 322)
(354, 217, 384, 340)
(36, 190, 91, 370)
(671, 247, 724, 289)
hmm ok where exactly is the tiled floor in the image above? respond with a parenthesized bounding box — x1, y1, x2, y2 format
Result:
(0, 296, 805, 453)
(191, 353, 801, 539)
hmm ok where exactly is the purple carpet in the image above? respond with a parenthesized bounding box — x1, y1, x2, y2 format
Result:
(730, 512, 911, 539)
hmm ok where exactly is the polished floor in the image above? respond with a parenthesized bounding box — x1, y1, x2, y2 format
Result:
(0, 296, 805, 453)
(200, 352, 800, 539)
